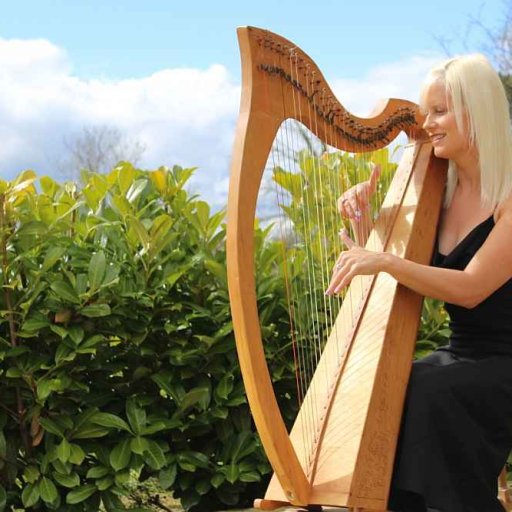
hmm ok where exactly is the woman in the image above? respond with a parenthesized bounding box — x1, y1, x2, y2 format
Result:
(327, 54, 512, 512)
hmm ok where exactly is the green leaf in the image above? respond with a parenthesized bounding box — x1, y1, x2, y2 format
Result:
(50, 280, 80, 304)
(101, 491, 123, 511)
(215, 374, 234, 400)
(140, 420, 168, 435)
(80, 303, 111, 317)
(86, 466, 110, 479)
(114, 469, 130, 486)
(225, 463, 239, 484)
(151, 373, 174, 397)
(39, 417, 65, 437)
(127, 214, 150, 249)
(159, 465, 177, 490)
(130, 436, 149, 455)
(109, 439, 131, 471)
(23, 465, 40, 484)
(240, 470, 261, 482)
(50, 324, 68, 338)
(69, 444, 86, 465)
(211, 473, 225, 489)
(22, 314, 50, 332)
(53, 471, 80, 488)
(88, 251, 106, 291)
(21, 483, 40, 508)
(16, 220, 47, 236)
(126, 400, 146, 434)
(5, 367, 22, 378)
(195, 479, 211, 495)
(96, 476, 114, 491)
(71, 425, 109, 439)
(37, 378, 62, 402)
(68, 325, 84, 346)
(51, 458, 70, 475)
(40, 174, 59, 195)
(143, 440, 166, 470)
(57, 438, 71, 463)
(66, 484, 97, 504)
(10, 170, 36, 193)
(177, 451, 209, 472)
(80, 334, 104, 349)
(180, 490, 201, 510)
(42, 246, 67, 271)
(175, 387, 210, 415)
(90, 412, 132, 432)
(126, 179, 147, 204)
(117, 162, 135, 194)
(39, 476, 58, 504)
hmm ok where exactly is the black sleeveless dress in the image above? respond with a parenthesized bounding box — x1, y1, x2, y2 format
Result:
(388, 216, 512, 512)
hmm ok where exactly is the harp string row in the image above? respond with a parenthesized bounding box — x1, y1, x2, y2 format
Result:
(265, 49, 400, 477)
(264, 48, 386, 476)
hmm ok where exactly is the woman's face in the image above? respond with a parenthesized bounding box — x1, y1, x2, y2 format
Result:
(421, 79, 471, 163)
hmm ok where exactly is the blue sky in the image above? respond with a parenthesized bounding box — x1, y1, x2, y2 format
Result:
(0, 0, 505, 205)
(0, 0, 502, 78)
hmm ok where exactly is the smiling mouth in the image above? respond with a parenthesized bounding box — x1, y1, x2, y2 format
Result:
(430, 134, 446, 143)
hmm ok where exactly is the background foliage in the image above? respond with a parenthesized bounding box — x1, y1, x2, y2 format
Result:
(0, 165, 301, 511)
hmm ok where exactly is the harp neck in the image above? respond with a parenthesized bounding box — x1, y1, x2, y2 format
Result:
(237, 25, 426, 152)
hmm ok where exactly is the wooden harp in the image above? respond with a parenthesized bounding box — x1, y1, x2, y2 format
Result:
(226, 27, 447, 510)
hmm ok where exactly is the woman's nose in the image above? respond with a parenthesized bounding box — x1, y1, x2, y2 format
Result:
(422, 114, 433, 131)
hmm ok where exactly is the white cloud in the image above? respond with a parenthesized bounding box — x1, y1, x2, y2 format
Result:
(0, 36, 443, 210)
(0, 36, 240, 208)
(330, 54, 444, 116)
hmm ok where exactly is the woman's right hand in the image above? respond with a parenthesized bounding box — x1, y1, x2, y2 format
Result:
(337, 164, 381, 221)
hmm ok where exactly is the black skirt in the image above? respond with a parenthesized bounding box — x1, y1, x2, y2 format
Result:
(389, 347, 512, 512)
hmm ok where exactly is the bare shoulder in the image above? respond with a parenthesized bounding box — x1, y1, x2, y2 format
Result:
(494, 196, 512, 224)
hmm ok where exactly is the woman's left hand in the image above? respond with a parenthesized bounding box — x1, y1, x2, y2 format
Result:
(325, 230, 388, 295)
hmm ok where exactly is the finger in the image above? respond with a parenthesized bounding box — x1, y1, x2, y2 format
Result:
(325, 269, 345, 295)
(334, 273, 353, 294)
(339, 228, 356, 248)
(354, 186, 370, 210)
(368, 163, 382, 192)
(343, 200, 359, 220)
(337, 197, 350, 218)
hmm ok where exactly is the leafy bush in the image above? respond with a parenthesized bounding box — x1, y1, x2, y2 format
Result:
(0, 165, 296, 511)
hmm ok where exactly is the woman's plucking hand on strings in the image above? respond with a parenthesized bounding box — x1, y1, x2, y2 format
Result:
(325, 229, 387, 296)
(337, 163, 381, 221)
(337, 163, 381, 246)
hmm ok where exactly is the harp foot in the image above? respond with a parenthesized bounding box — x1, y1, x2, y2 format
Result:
(254, 499, 290, 510)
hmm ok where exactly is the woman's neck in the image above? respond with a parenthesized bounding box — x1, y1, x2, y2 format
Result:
(453, 153, 481, 194)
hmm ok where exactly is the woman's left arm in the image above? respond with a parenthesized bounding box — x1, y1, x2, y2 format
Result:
(326, 210, 512, 309)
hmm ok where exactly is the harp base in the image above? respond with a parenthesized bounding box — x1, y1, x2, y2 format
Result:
(253, 499, 387, 511)
(254, 498, 322, 510)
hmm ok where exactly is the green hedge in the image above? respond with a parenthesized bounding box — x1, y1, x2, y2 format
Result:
(0, 165, 299, 511)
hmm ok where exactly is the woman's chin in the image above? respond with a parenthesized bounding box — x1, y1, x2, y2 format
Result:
(432, 146, 449, 159)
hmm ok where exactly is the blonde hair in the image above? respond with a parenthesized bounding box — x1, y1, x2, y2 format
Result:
(422, 54, 512, 208)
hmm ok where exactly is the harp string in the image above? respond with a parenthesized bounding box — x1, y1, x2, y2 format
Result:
(301, 64, 324, 422)
(291, 55, 321, 465)
(288, 49, 317, 464)
(317, 88, 341, 368)
(306, 69, 345, 437)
